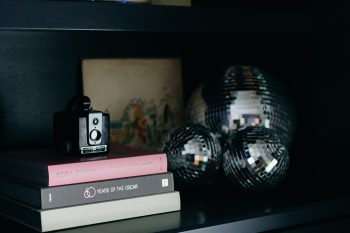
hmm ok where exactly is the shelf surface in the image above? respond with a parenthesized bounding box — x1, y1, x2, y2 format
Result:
(0, 187, 349, 233)
(0, 1, 312, 33)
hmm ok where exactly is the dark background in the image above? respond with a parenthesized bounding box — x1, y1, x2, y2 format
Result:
(0, 33, 346, 193)
(0, 0, 347, 232)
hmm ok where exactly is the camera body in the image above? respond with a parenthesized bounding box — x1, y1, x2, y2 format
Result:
(53, 96, 110, 155)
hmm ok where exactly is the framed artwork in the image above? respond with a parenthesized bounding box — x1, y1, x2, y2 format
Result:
(82, 58, 184, 150)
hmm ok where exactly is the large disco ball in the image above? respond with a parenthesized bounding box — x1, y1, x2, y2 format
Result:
(223, 126, 289, 191)
(162, 122, 222, 188)
(187, 65, 295, 147)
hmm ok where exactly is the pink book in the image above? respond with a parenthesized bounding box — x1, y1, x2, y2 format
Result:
(0, 143, 167, 187)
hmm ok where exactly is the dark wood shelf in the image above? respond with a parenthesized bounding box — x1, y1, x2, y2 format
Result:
(0, 1, 312, 33)
(177, 189, 350, 232)
(0, 189, 349, 233)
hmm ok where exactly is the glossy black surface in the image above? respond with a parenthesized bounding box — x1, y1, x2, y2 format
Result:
(271, 215, 350, 233)
(0, 1, 312, 33)
(0, 188, 349, 233)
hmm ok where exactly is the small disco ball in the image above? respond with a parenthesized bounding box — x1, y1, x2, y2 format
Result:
(223, 126, 289, 192)
(186, 65, 295, 147)
(162, 122, 222, 188)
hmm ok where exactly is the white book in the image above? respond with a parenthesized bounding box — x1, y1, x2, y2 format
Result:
(0, 191, 181, 232)
(57, 211, 181, 233)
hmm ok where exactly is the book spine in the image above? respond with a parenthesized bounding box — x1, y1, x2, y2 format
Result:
(41, 173, 174, 209)
(48, 153, 167, 186)
(41, 191, 181, 232)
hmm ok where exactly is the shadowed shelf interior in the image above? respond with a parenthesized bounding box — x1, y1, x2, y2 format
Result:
(0, 0, 347, 232)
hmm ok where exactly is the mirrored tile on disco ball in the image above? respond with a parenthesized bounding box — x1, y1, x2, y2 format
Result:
(162, 123, 222, 189)
(187, 65, 295, 147)
(223, 126, 289, 192)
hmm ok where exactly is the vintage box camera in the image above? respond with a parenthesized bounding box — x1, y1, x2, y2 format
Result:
(53, 96, 110, 155)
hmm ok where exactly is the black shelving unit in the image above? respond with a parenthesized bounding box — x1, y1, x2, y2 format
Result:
(0, 1, 348, 232)
(0, 1, 312, 33)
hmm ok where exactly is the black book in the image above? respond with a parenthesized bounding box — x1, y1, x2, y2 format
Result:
(0, 172, 174, 209)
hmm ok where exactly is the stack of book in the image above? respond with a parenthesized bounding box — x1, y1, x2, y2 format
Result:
(0, 143, 180, 232)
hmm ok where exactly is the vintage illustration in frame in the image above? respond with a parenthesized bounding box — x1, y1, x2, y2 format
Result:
(82, 58, 184, 150)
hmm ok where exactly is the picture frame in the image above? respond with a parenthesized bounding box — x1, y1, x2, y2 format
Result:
(82, 58, 184, 150)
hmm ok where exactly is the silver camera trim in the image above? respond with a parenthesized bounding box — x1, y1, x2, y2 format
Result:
(88, 112, 103, 145)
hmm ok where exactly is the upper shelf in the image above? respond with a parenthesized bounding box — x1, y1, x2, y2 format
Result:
(0, 1, 312, 33)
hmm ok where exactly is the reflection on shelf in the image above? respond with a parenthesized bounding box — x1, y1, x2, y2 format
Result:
(51, 211, 180, 233)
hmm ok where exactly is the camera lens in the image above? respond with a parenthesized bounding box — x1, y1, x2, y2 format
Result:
(93, 118, 99, 125)
(90, 129, 102, 141)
